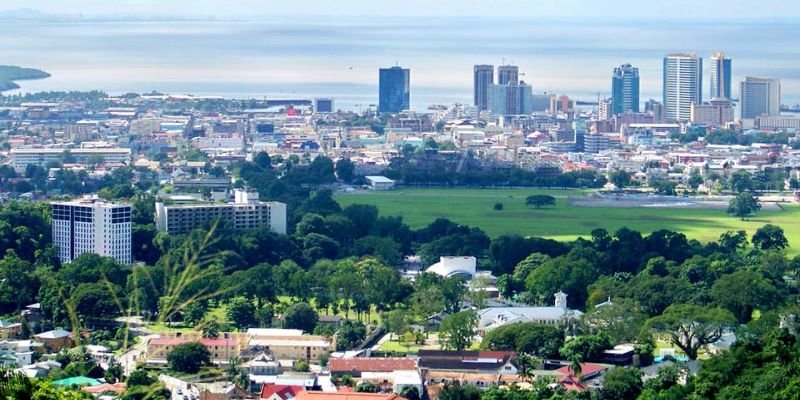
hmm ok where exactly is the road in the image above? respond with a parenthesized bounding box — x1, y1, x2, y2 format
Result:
(115, 316, 157, 376)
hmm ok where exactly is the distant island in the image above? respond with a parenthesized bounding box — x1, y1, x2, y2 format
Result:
(0, 65, 50, 91)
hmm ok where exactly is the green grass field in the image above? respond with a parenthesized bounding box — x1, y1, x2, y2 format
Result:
(336, 188, 800, 254)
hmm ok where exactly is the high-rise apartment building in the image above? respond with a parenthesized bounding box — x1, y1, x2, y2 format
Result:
(709, 52, 732, 99)
(473, 65, 494, 111)
(740, 77, 781, 119)
(487, 82, 533, 115)
(663, 53, 702, 121)
(378, 66, 410, 113)
(611, 64, 640, 115)
(155, 190, 287, 236)
(52, 198, 132, 265)
(598, 98, 613, 121)
(497, 65, 519, 86)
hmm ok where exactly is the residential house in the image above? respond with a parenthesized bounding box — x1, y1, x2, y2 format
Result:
(34, 329, 73, 352)
(0, 320, 22, 339)
(259, 384, 305, 400)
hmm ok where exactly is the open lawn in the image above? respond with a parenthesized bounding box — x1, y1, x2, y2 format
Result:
(336, 188, 800, 254)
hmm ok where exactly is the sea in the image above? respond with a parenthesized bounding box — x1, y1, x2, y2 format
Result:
(2, 16, 800, 112)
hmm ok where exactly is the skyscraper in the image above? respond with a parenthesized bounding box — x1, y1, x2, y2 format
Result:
(740, 77, 781, 119)
(663, 53, 702, 121)
(611, 63, 640, 115)
(52, 198, 132, 265)
(487, 81, 533, 115)
(709, 52, 732, 99)
(378, 66, 410, 113)
(473, 65, 494, 111)
(497, 65, 519, 85)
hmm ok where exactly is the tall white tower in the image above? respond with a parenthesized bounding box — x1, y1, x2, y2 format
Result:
(51, 198, 132, 265)
(554, 291, 568, 309)
(663, 53, 702, 122)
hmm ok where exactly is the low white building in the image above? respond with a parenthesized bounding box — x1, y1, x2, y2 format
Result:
(426, 256, 477, 278)
(477, 292, 583, 334)
(365, 176, 395, 190)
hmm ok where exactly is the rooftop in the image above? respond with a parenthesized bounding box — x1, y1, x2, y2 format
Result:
(330, 358, 418, 373)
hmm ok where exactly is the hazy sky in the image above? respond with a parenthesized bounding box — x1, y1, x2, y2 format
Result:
(1, 0, 797, 19)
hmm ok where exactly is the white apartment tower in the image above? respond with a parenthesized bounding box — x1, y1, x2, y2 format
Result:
(663, 53, 702, 122)
(52, 199, 132, 265)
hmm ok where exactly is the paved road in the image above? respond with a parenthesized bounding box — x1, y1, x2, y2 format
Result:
(115, 316, 157, 376)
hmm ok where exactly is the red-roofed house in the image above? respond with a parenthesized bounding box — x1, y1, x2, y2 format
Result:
(147, 337, 240, 365)
(260, 384, 305, 400)
(330, 358, 418, 377)
(293, 392, 407, 400)
(82, 382, 127, 395)
(555, 363, 610, 391)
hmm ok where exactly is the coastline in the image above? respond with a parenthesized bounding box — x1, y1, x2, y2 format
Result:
(0, 66, 51, 92)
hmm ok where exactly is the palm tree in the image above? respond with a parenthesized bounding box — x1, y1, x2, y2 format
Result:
(568, 354, 583, 380)
(201, 320, 220, 339)
(513, 353, 539, 383)
(0, 370, 36, 400)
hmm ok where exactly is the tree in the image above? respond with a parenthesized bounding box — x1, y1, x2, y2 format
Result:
(599, 367, 643, 400)
(501, 324, 562, 358)
(559, 333, 613, 362)
(398, 386, 420, 400)
(253, 152, 272, 170)
(201, 320, 220, 339)
(226, 297, 256, 331)
(283, 302, 318, 333)
(385, 309, 409, 340)
(729, 170, 753, 193)
(513, 353, 539, 382)
(167, 342, 211, 373)
(343, 204, 380, 238)
(525, 195, 556, 209)
(335, 158, 355, 183)
(336, 321, 367, 350)
(582, 300, 647, 343)
(439, 311, 477, 351)
(727, 192, 761, 220)
(126, 368, 154, 387)
(710, 270, 780, 323)
(610, 170, 632, 189)
(644, 304, 736, 360)
(752, 224, 789, 251)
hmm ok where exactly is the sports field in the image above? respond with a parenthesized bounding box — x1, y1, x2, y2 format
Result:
(336, 188, 800, 253)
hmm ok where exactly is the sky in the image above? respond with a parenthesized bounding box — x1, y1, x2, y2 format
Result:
(1, 0, 798, 19)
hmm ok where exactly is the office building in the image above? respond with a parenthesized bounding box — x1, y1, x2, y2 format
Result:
(740, 77, 781, 119)
(155, 189, 287, 235)
(663, 53, 702, 121)
(612, 64, 640, 115)
(10, 148, 132, 171)
(314, 98, 334, 113)
(690, 98, 734, 126)
(487, 82, 533, 115)
(51, 198, 132, 265)
(645, 99, 666, 123)
(473, 65, 494, 111)
(378, 66, 410, 113)
(497, 65, 519, 85)
(584, 133, 611, 153)
(709, 52, 732, 99)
